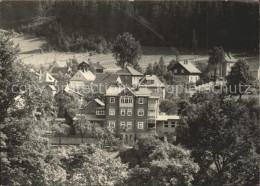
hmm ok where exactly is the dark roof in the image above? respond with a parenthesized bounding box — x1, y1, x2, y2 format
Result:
(115, 66, 143, 76)
(102, 74, 121, 84)
(93, 73, 110, 84)
(93, 73, 121, 84)
(49, 66, 67, 74)
(89, 62, 106, 70)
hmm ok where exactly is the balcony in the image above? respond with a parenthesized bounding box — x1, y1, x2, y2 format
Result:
(119, 96, 133, 107)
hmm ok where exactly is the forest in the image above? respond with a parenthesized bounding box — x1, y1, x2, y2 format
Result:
(0, 0, 258, 52)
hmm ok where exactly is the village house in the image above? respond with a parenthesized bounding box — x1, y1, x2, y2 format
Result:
(78, 59, 106, 74)
(138, 75, 166, 99)
(69, 69, 96, 89)
(115, 66, 144, 86)
(104, 86, 179, 141)
(48, 60, 68, 78)
(79, 98, 106, 125)
(219, 52, 238, 78)
(170, 60, 201, 83)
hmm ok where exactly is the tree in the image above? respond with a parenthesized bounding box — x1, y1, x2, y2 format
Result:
(124, 137, 199, 185)
(177, 96, 259, 185)
(191, 29, 198, 54)
(74, 115, 92, 143)
(119, 136, 162, 168)
(159, 99, 178, 114)
(51, 123, 71, 145)
(1, 117, 66, 185)
(208, 46, 225, 81)
(59, 144, 128, 185)
(112, 32, 142, 69)
(0, 34, 32, 123)
(147, 143, 199, 185)
(145, 62, 153, 75)
(226, 59, 256, 99)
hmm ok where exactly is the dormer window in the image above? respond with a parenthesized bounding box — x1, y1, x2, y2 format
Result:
(138, 98, 144, 104)
(181, 69, 184, 73)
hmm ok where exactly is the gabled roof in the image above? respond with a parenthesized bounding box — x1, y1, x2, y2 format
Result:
(115, 66, 143, 76)
(70, 70, 96, 82)
(94, 98, 105, 107)
(50, 66, 67, 74)
(40, 71, 57, 83)
(224, 52, 238, 63)
(93, 73, 110, 84)
(134, 88, 152, 97)
(103, 74, 121, 84)
(93, 73, 122, 84)
(177, 61, 201, 74)
(106, 86, 153, 97)
(48, 85, 56, 91)
(89, 62, 106, 70)
(106, 86, 135, 96)
(139, 75, 166, 88)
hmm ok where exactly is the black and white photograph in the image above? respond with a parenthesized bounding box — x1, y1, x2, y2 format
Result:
(0, 0, 259, 185)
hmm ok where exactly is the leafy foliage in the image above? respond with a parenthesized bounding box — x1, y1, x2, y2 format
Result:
(208, 46, 225, 81)
(226, 59, 256, 99)
(159, 99, 178, 115)
(112, 32, 142, 69)
(177, 96, 259, 185)
(1, 117, 66, 185)
(57, 145, 128, 185)
(121, 136, 199, 185)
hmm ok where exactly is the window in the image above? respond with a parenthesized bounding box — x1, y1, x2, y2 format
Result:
(164, 121, 168, 128)
(127, 109, 132, 116)
(171, 121, 176, 128)
(120, 96, 133, 104)
(181, 69, 184, 73)
(138, 98, 144, 104)
(174, 69, 177, 73)
(121, 109, 125, 116)
(96, 110, 105, 115)
(110, 97, 115, 103)
(120, 122, 125, 128)
(138, 122, 144, 129)
(109, 121, 115, 128)
(138, 109, 144, 116)
(109, 109, 115, 115)
(127, 122, 132, 129)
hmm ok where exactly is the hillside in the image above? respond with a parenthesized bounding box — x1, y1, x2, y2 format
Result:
(12, 34, 209, 72)
(1, 1, 258, 52)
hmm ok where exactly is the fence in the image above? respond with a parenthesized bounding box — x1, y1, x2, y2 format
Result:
(50, 135, 98, 145)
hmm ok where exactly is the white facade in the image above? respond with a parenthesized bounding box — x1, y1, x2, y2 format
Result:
(188, 75, 200, 83)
